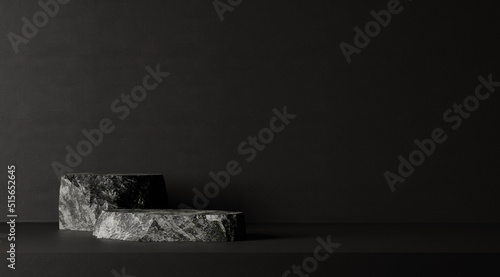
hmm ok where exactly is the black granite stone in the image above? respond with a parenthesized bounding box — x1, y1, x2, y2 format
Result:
(93, 209, 246, 242)
(59, 173, 168, 231)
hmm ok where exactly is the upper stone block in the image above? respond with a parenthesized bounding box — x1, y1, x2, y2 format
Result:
(59, 173, 168, 231)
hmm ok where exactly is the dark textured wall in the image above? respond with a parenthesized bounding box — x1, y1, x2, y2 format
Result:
(1, 0, 499, 223)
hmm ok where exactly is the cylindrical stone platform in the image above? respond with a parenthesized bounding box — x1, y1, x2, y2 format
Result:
(93, 209, 246, 242)
(58, 173, 169, 231)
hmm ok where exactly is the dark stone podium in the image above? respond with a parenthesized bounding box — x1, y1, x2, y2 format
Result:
(58, 173, 168, 231)
(93, 209, 246, 242)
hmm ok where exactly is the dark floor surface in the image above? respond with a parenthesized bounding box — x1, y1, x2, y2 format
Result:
(1, 223, 500, 276)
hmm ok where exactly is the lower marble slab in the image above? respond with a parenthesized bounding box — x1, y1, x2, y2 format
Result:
(93, 209, 246, 242)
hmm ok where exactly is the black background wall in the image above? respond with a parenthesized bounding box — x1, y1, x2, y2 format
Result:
(1, 0, 499, 224)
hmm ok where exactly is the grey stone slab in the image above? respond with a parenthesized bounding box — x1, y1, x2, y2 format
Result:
(93, 209, 246, 242)
(59, 173, 168, 231)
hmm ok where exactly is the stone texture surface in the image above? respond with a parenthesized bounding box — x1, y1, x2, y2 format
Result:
(93, 209, 246, 242)
(59, 173, 168, 231)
